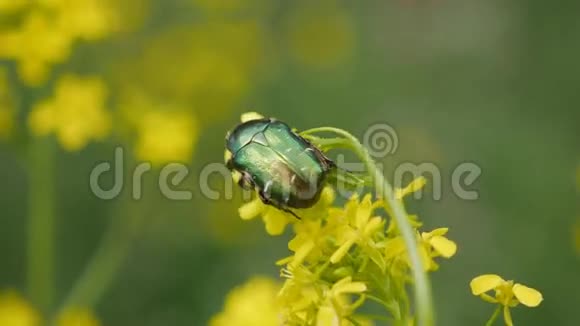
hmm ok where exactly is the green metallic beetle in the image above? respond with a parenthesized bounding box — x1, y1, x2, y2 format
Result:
(225, 117, 335, 218)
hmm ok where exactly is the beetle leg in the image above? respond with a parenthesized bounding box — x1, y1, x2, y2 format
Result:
(258, 190, 302, 220)
(238, 171, 255, 190)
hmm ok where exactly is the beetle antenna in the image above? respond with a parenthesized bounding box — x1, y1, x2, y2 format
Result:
(281, 207, 302, 220)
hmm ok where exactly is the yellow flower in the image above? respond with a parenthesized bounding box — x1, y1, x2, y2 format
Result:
(419, 228, 457, 271)
(28, 75, 111, 151)
(0, 0, 29, 13)
(394, 177, 427, 200)
(210, 276, 281, 326)
(383, 228, 456, 275)
(285, 2, 355, 70)
(279, 267, 368, 326)
(316, 276, 367, 326)
(0, 291, 41, 326)
(329, 194, 385, 270)
(470, 274, 543, 326)
(239, 186, 335, 236)
(0, 12, 72, 85)
(53, 0, 118, 41)
(134, 109, 199, 165)
(57, 308, 100, 326)
(282, 210, 337, 268)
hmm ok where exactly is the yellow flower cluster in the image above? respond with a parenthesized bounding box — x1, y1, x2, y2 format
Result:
(0, 291, 100, 326)
(28, 75, 111, 151)
(237, 178, 455, 324)
(0, 0, 117, 85)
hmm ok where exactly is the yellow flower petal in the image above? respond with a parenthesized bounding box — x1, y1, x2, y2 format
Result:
(330, 238, 355, 264)
(238, 198, 263, 220)
(57, 307, 100, 326)
(240, 111, 264, 122)
(423, 227, 449, 238)
(333, 281, 367, 295)
(470, 274, 505, 295)
(355, 194, 372, 229)
(0, 291, 41, 326)
(429, 236, 457, 258)
(513, 284, 543, 307)
(395, 176, 426, 200)
(319, 186, 336, 205)
(224, 149, 232, 163)
(363, 216, 383, 236)
(316, 305, 339, 326)
(290, 240, 315, 268)
(263, 210, 290, 235)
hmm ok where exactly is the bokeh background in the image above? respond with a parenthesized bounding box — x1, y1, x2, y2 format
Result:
(0, 0, 579, 325)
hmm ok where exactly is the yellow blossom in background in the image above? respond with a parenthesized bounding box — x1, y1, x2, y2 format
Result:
(57, 307, 101, 326)
(0, 0, 29, 13)
(0, 12, 72, 85)
(0, 291, 41, 326)
(470, 274, 543, 326)
(134, 109, 199, 165)
(0, 0, 118, 85)
(285, 1, 355, 70)
(28, 75, 111, 151)
(53, 0, 118, 40)
(117, 20, 267, 124)
(210, 276, 281, 326)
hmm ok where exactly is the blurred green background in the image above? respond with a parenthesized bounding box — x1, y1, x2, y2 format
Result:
(0, 0, 578, 325)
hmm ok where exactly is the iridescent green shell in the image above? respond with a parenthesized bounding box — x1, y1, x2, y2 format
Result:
(225, 118, 333, 210)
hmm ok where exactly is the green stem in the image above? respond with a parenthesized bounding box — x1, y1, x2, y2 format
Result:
(27, 138, 55, 313)
(59, 203, 141, 311)
(301, 127, 434, 326)
(485, 305, 501, 326)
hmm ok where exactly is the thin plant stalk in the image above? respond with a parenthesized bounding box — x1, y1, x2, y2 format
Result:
(301, 127, 434, 326)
